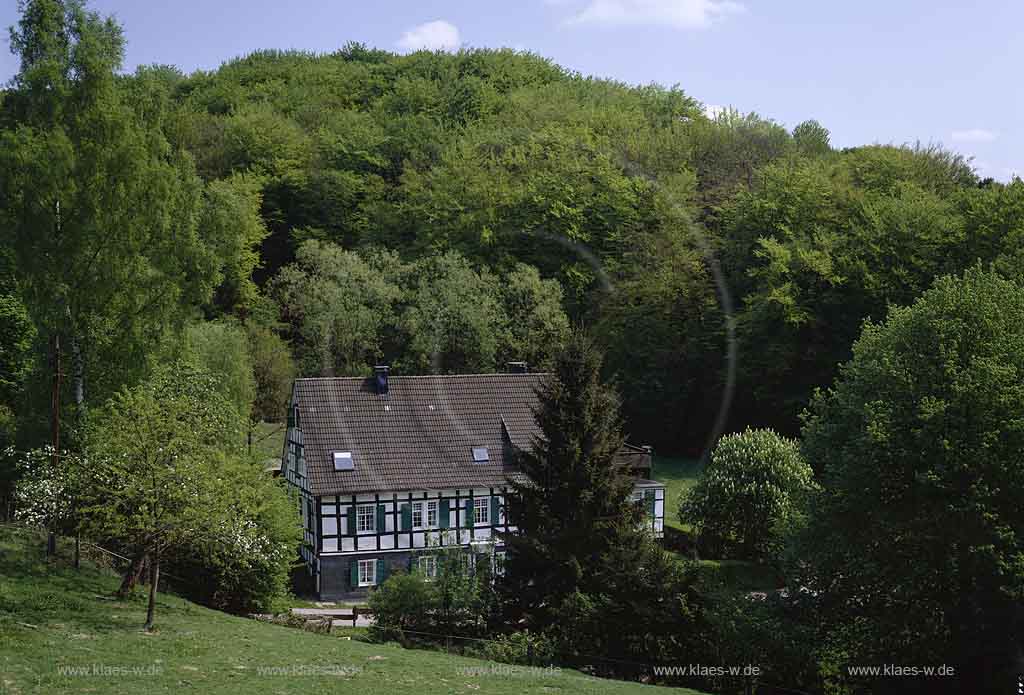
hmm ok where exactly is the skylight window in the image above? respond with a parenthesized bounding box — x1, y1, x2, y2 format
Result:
(333, 451, 354, 471)
(472, 447, 489, 463)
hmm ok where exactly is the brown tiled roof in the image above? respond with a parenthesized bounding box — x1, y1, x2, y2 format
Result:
(295, 373, 547, 496)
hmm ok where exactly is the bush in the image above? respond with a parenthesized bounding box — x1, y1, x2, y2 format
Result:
(368, 546, 499, 644)
(482, 629, 557, 666)
(165, 456, 302, 614)
(368, 571, 434, 640)
(680, 428, 816, 560)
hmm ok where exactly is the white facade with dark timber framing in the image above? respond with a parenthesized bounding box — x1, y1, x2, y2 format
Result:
(281, 365, 665, 599)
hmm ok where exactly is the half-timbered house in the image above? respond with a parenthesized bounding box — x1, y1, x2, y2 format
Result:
(281, 365, 665, 599)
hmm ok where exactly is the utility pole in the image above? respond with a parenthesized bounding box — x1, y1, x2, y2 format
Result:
(48, 332, 60, 558)
(47, 199, 62, 560)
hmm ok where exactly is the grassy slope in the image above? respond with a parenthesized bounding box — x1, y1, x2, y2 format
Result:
(251, 421, 286, 462)
(651, 456, 703, 532)
(0, 526, 706, 695)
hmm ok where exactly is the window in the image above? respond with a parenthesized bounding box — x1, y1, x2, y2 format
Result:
(412, 502, 423, 528)
(472, 447, 489, 462)
(494, 551, 506, 577)
(333, 451, 353, 471)
(427, 500, 438, 527)
(358, 559, 376, 586)
(474, 497, 489, 525)
(357, 504, 375, 533)
(460, 553, 476, 575)
(418, 555, 437, 580)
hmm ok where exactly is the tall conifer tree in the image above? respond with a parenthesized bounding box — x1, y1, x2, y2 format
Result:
(500, 328, 639, 629)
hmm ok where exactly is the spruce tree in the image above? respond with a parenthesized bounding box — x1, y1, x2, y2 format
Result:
(500, 328, 639, 631)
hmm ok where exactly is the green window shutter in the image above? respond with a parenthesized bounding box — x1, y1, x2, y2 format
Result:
(464, 499, 474, 528)
(644, 490, 656, 517)
(346, 508, 356, 536)
(490, 496, 500, 525)
(376, 505, 386, 532)
(376, 559, 387, 584)
(287, 409, 295, 428)
(439, 499, 450, 529)
(349, 561, 359, 588)
(400, 503, 412, 532)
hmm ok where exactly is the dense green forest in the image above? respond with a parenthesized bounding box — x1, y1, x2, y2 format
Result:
(4, 3, 1024, 693)
(3, 9, 1023, 462)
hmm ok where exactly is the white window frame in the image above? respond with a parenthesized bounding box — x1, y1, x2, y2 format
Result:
(494, 551, 506, 576)
(357, 559, 376, 586)
(418, 555, 437, 580)
(426, 500, 438, 527)
(460, 552, 476, 575)
(412, 502, 424, 528)
(357, 504, 375, 533)
(473, 497, 489, 525)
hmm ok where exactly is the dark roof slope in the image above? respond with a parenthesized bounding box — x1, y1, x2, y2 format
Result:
(295, 373, 546, 496)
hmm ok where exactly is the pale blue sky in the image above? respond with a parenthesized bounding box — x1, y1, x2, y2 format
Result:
(2, 0, 1020, 180)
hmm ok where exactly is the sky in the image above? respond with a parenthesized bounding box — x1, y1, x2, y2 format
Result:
(1, 0, 1020, 180)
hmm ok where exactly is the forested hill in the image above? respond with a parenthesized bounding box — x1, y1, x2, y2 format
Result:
(5, 39, 1023, 456)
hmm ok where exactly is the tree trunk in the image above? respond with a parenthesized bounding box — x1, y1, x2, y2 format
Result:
(117, 551, 148, 598)
(71, 334, 84, 409)
(144, 555, 160, 632)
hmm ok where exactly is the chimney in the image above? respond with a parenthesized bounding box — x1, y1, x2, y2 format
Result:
(373, 365, 390, 395)
(506, 361, 528, 374)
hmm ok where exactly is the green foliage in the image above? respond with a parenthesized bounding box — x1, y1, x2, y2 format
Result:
(272, 240, 403, 376)
(799, 266, 1024, 692)
(502, 330, 631, 623)
(246, 323, 296, 422)
(0, 294, 34, 403)
(367, 571, 435, 637)
(162, 454, 301, 614)
(0, 0, 225, 413)
(182, 320, 256, 425)
(76, 362, 299, 625)
(792, 119, 831, 157)
(481, 630, 557, 666)
(272, 241, 569, 376)
(369, 545, 497, 641)
(499, 329, 697, 671)
(681, 428, 816, 560)
(722, 153, 978, 434)
(399, 252, 506, 373)
(200, 173, 270, 313)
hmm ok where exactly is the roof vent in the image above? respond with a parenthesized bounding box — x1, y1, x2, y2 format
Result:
(333, 451, 354, 471)
(506, 361, 528, 374)
(373, 365, 390, 395)
(472, 447, 490, 463)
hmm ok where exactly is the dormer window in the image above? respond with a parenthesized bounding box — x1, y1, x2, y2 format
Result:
(472, 447, 489, 463)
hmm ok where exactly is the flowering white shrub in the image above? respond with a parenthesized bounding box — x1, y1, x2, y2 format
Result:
(11, 447, 81, 529)
(680, 428, 817, 560)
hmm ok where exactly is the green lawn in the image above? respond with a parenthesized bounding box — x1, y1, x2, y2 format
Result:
(250, 421, 286, 463)
(0, 525, 706, 694)
(650, 456, 703, 531)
